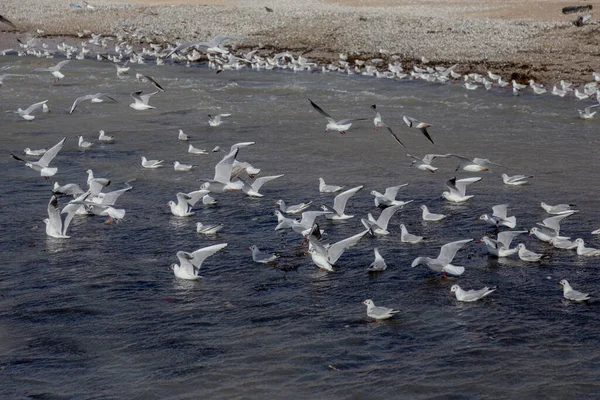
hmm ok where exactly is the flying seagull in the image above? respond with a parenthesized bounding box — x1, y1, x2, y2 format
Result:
(309, 99, 366, 134)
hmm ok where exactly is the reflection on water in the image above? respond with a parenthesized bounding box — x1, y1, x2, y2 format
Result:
(1, 56, 600, 399)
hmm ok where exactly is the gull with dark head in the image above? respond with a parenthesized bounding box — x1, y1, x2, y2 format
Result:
(402, 116, 434, 144)
(309, 99, 366, 134)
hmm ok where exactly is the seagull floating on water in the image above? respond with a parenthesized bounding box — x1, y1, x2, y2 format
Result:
(558, 279, 590, 301)
(170, 243, 228, 280)
(442, 176, 482, 203)
(480, 230, 527, 257)
(367, 247, 388, 272)
(478, 204, 517, 229)
(321, 185, 363, 220)
(411, 239, 472, 277)
(248, 245, 279, 264)
(450, 285, 496, 302)
(208, 114, 231, 127)
(419, 204, 446, 221)
(361, 299, 399, 321)
(141, 156, 164, 169)
(501, 173, 532, 186)
(319, 177, 344, 193)
(196, 222, 224, 235)
(11, 137, 65, 177)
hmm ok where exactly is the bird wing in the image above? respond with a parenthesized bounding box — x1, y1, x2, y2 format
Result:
(383, 125, 405, 147)
(299, 211, 331, 226)
(139, 73, 165, 92)
(37, 137, 66, 167)
(438, 239, 473, 264)
(99, 186, 132, 206)
(23, 100, 49, 115)
(309, 99, 333, 119)
(497, 230, 527, 249)
(492, 204, 509, 219)
(185, 189, 210, 206)
(402, 115, 416, 127)
(53, 60, 71, 71)
(251, 174, 284, 192)
(327, 230, 368, 264)
(542, 212, 575, 231)
(454, 177, 482, 196)
(383, 183, 408, 201)
(139, 91, 159, 105)
(47, 195, 63, 234)
(422, 153, 451, 165)
(473, 157, 502, 167)
(374, 204, 403, 229)
(419, 127, 435, 144)
(69, 94, 98, 114)
(445, 177, 460, 196)
(214, 148, 239, 183)
(332, 185, 362, 215)
(229, 142, 255, 152)
(188, 243, 228, 270)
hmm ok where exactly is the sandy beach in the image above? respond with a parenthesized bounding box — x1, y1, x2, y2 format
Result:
(0, 0, 598, 83)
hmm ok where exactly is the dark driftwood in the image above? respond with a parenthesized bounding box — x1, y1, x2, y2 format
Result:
(562, 5, 593, 14)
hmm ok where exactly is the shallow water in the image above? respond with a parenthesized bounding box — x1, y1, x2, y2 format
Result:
(1, 56, 600, 399)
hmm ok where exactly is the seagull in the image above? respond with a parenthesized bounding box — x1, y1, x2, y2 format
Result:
(540, 202, 578, 215)
(478, 204, 517, 229)
(166, 35, 234, 58)
(52, 181, 84, 196)
(367, 247, 388, 272)
(173, 161, 198, 171)
(400, 224, 424, 243)
(442, 176, 482, 203)
(321, 185, 363, 220)
(407, 153, 451, 173)
(200, 148, 244, 193)
(411, 239, 473, 277)
(558, 279, 590, 302)
(548, 237, 578, 250)
(44, 195, 79, 239)
(451, 155, 501, 172)
(141, 156, 164, 168)
(11, 137, 65, 177)
(578, 104, 599, 119)
(309, 99, 366, 134)
(307, 229, 367, 271)
(9, 100, 49, 120)
(188, 144, 209, 154)
(402, 116, 434, 144)
(574, 238, 600, 256)
(361, 299, 399, 321)
(98, 53, 130, 75)
(276, 199, 312, 214)
(166, 190, 209, 217)
(170, 243, 228, 280)
(78, 135, 94, 149)
(196, 222, 224, 235)
(516, 243, 545, 262)
(361, 204, 403, 235)
(419, 205, 446, 221)
(129, 90, 158, 110)
(86, 169, 110, 189)
(370, 183, 412, 208)
(135, 72, 165, 92)
(501, 173, 532, 186)
(248, 245, 279, 264)
(240, 174, 284, 197)
(178, 129, 190, 141)
(319, 177, 344, 193)
(98, 130, 114, 142)
(370, 104, 404, 147)
(534, 211, 577, 240)
(24, 147, 47, 156)
(208, 114, 231, 127)
(69, 93, 117, 114)
(479, 231, 527, 257)
(202, 194, 218, 205)
(450, 285, 496, 302)
(32, 60, 70, 82)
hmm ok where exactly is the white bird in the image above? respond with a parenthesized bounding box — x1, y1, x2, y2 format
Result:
(512, 80, 527, 90)
(248, 245, 279, 264)
(141, 156, 164, 169)
(309, 99, 366, 134)
(400, 224, 424, 243)
(32, 59, 70, 82)
(480, 231, 527, 257)
(370, 104, 405, 147)
(407, 153, 451, 173)
(98, 130, 114, 142)
(188, 144, 208, 154)
(173, 161, 197, 171)
(24, 148, 47, 156)
(129, 90, 158, 110)
(478, 204, 516, 229)
(196, 222, 224, 235)
(516, 243, 545, 262)
(452, 155, 501, 172)
(530, 212, 576, 242)
(558, 279, 590, 302)
(42, 103, 50, 113)
(450, 285, 496, 302)
(540, 202, 577, 215)
(178, 129, 190, 141)
(370, 183, 412, 208)
(578, 104, 599, 119)
(11, 137, 65, 177)
(170, 243, 228, 280)
(319, 178, 344, 193)
(166, 190, 209, 217)
(321, 185, 363, 220)
(419, 204, 446, 221)
(44, 195, 79, 239)
(78, 135, 94, 149)
(367, 247, 388, 272)
(592, 228, 600, 235)
(361, 204, 403, 235)
(276, 199, 312, 214)
(411, 239, 473, 277)
(52, 181, 84, 196)
(442, 176, 482, 203)
(402, 116, 435, 144)
(69, 93, 116, 114)
(241, 174, 284, 197)
(548, 237, 578, 250)
(10, 99, 49, 120)
(208, 113, 231, 127)
(202, 194, 218, 205)
(574, 238, 600, 256)
(361, 299, 399, 321)
(200, 148, 244, 193)
(307, 229, 367, 271)
(501, 173, 532, 186)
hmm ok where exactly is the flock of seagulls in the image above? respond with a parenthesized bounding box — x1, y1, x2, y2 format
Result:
(3, 27, 599, 324)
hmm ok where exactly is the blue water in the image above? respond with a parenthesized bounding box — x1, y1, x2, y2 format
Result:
(1, 55, 599, 399)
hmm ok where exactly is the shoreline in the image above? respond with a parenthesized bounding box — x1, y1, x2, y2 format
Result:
(0, 0, 599, 84)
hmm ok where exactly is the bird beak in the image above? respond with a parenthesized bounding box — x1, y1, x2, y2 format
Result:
(360, 302, 364, 305)
(448, 291, 452, 295)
